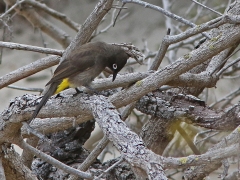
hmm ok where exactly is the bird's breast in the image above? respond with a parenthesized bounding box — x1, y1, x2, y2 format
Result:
(68, 67, 103, 87)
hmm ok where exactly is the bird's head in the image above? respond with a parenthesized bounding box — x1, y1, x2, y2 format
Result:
(107, 49, 129, 82)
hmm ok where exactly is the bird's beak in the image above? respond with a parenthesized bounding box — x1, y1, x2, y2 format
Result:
(112, 72, 117, 82)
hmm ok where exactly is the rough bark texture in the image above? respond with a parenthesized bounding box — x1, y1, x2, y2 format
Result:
(2, 145, 37, 180)
(140, 116, 176, 155)
(136, 90, 240, 131)
(2, 0, 240, 179)
(31, 120, 99, 179)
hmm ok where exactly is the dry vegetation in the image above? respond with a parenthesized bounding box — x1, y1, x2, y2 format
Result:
(0, 0, 240, 179)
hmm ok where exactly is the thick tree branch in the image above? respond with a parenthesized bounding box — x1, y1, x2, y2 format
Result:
(88, 95, 167, 179)
(110, 17, 240, 108)
(1, 144, 37, 180)
(136, 90, 240, 130)
(2, 92, 240, 178)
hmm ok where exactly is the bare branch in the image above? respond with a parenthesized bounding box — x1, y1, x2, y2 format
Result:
(95, 156, 124, 179)
(0, 55, 60, 89)
(89, 95, 167, 179)
(150, 29, 170, 70)
(18, 140, 93, 179)
(121, 0, 211, 39)
(7, 85, 43, 93)
(111, 42, 144, 64)
(64, 102, 136, 180)
(63, 0, 114, 58)
(189, 0, 223, 16)
(0, 0, 25, 19)
(4, 0, 72, 48)
(24, 0, 80, 31)
(0, 41, 63, 55)
(110, 18, 240, 108)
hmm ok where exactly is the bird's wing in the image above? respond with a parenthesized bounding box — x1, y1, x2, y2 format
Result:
(46, 50, 104, 86)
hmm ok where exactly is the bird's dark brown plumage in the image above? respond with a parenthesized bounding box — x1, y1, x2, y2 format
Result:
(31, 41, 129, 120)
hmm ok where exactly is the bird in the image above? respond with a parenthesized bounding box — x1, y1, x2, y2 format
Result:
(31, 41, 130, 120)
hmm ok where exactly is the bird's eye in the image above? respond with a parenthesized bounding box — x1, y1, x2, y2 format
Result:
(113, 63, 117, 70)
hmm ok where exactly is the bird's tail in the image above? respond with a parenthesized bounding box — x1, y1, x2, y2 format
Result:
(31, 82, 59, 121)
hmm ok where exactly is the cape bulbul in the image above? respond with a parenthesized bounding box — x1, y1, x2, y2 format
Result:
(31, 41, 129, 120)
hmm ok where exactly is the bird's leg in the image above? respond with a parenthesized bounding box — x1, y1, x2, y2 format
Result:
(75, 87, 83, 94)
(74, 86, 99, 96)
(55, 93, 64, 98)
(72, 88, 84, 97)
(85, 85, 99, 95)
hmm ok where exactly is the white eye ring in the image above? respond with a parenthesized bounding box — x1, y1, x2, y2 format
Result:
(113, 63, 117, 69)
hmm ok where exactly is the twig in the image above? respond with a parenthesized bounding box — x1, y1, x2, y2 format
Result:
(120, 0, 211, 39)
(189, 0, 223, 16)
(176, 124, 201, 155)
(21, 136, 39, 168)
(4, 0, 72, 48)
(162, 1, 177, 64)
(0, 24, 6, 64)
(0, 0, 25, 19)
(223, 74, 240, 79)
(150, 28, 171, 70)
(38, 28, 49, 57)
(165, 143, 240, 169)
(217, 56, 240, 77)
(112, 5, 128, 10)
(7, 85, 43, 93)
(209, 87, 240, 107)
(113, 2, 126, 27)
(111, 42, 144, 64)
(169, 34, 202, 51)
(109, 14, 233, 109)
(149, 15, 226, 71)
(94, 156, 124, 180)
(19, 140, 93, 179)
(0, 8, 13, 64)
(64, 0, 114, 49)
(0, 41, 63, 55)
(80, 136, 109, 172)
(209, 46, 240, 76)
(24, 0, 80, 31)
(193, 130, 218, 145)
(22, 122, 47, 140)
(0, 55, 59, 89)
(190, 0, 209, 23)
(92, 11, 129, 38)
